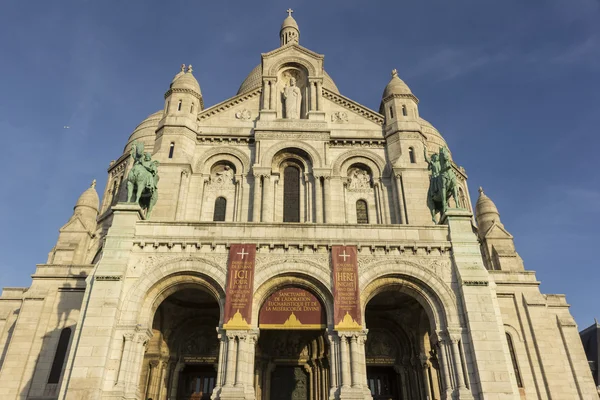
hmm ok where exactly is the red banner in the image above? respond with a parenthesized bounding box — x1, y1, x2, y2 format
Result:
(332, 245, 361, 330)
(223, 244, 256, 329)
(259, 287, 326, 330)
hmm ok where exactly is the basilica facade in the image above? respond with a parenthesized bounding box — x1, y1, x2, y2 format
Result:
(0, 12, 596, 400)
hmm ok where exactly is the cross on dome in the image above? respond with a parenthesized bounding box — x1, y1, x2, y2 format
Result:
(287, 8, 294, 17)
(391, 69, 398, 77)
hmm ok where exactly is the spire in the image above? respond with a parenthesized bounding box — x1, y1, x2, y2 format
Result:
(475, 186, 503, 235)
(280, 9, 300, 46)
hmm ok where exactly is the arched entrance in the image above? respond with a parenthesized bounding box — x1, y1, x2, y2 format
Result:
(365, 290, 442, 400)
(255, 287, 329, 400)
(139, 287, 221, 400)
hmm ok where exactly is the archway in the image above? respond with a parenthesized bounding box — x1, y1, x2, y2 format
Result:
(255, 286, 329, 400)
(139, 287, 221, 400)
(365, 290, 442, 400)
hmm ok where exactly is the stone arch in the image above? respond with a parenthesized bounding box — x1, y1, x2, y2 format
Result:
(268, 56, 318, 77)
(252, 273, 334, 328)
(332, 149, 386, 178)
(195, 146, 250, 175)
(503, 324, 524, 343)
(255, 257, 331, 291)
(118, 257, 227, 329)
(260, 141, 323, 169)
(360, 260, 458, 331)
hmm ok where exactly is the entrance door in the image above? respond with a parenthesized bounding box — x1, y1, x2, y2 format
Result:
(367, 367, 399, 400)
(178, 365, 216, 400)
(270, 366, 309, 400)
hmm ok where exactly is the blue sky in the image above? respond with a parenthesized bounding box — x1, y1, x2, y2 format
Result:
(0, 1, 598, 327)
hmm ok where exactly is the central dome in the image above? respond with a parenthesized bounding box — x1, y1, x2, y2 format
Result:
(237, 64, 340, 95)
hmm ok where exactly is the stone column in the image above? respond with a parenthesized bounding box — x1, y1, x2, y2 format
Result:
(225, 334, 237, 386)
(316, 82, 323, 111)
(379, 178, 391, 224)
(420, 354, 431, 400)
(262, 80, 270, 110)
(373, 180, 383, 224)
(244, 332, 259, 390)
(215, 330, 227, 392)
(175, 169, 190, 220)
(198, 177, 208, 220)
(262, 174, 273, 222)
(168, 362, 184, 400)
(125, 330, 152, 398)
(269, 80, 276, 111)
(339, 334, 351, 388)
(349, 335, 361, 388)
(343, 180, 349, 223)
(327, 333, 339, 395)
(323, 176, 331, 223)
(235, 333, 246, 387)
(435, 336, 453, 398)
(394, 173, 406, 224)
(252, 173, 262, 222)
(310, 80, 316, 111)
(314, 175, 323, 223)
(303, 174, 311, 222)
(449, 333, 466, 391)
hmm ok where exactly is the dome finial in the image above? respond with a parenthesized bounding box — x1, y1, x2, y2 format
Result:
(180, 64, 186, 72)
(187, 64, 193, 73)
(391, 68, 398, 78)
(91, 179, 96, 189)
(478, 186, 484, 195)
(280, 9, 300, 46)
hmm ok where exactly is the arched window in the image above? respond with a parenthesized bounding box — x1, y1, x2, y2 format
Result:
(168, 142, 175, 159)
(356, 200, 369, 224)
(506, 333, 524, 387)
(402, 105, 408, 116)
(389, 106, 394, 119)
(283, 166, 300, 222)
(48, 328, 72, 384)
(177, 100, 182, 111)
(213, 197, 227, 221)
(165, 101, 170, 113)
(408, 147, 416, 163)
(111, 179, 119, 205)
(190, 103, 194, 114)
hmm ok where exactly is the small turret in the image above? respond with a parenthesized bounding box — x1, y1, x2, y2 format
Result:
(475, 187, 502, 236)
(163, 64, 203, 118)
(380, 69, 419, 125)
(47, 180, 99, 265)
(280, 9, 300, 46)
(475, 187, 524, 271)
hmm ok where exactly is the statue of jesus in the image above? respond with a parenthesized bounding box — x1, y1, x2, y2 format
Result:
(282, 77, 302, 119)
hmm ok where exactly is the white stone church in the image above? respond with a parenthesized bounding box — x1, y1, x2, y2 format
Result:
(0, 11, 596, 400)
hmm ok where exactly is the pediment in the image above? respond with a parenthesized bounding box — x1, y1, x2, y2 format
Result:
(483, 222, 513, 240)
(198, 89, 261, 124)
(323, 88, 384, 128)
(59, 215, 92, 234)
(262, 43, 324, 63)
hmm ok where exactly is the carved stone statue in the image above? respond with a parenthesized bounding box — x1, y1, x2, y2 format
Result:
(425, 145, 459, 223)
(126, 142, 159, 218)
(213, 165, 234, 186)
(282, 77, 302, 119)
(348, 168, 371, 190)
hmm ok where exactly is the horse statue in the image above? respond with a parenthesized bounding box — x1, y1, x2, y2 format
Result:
(425, 146, 460, 223)
(126, 142, 159, 218)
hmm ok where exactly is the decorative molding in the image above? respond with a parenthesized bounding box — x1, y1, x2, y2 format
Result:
(255, 131, 330, 140)
(329, 139, 384, 148)
(330, 111, 348, 123)
(96, 275, 122, 281)
(235, 109, 252, 120)
(382, 92, 419, 104)
(462, 280, 488, 286)
(164, 88, 204, 108)
(322, 89, 384, 125)
(255, 120, 329, 132)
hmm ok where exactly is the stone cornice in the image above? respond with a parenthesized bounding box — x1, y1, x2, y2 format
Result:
(322, 89, 384, 125)
(261, 43, 324, 61)
(198, 89, 261, 121)
(164, 88, 204, 108)
(382, 92, 420, 104)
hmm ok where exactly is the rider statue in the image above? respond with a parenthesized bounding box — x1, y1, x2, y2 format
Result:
(126, 142, 159, 218)
(424, 145, 459, 224)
